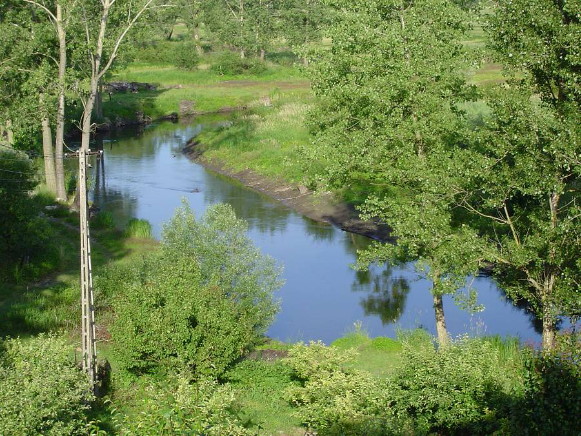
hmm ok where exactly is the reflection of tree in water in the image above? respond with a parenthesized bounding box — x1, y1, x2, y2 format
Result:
(202, 174, 291, 235)
(302, 216, 337, 242)
(352, 265, 411, 325)
(89, 153, 138, 227)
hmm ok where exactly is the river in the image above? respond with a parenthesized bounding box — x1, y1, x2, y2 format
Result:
(89, 117, 542, 345)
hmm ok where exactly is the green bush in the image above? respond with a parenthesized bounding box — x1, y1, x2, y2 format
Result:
(510, 335, 581, 436)
(115, 376, 251, 435)
(106, 202, 281, 377)
(173, 41, 200, 70)
(285, 342, 401, 436)
(387, 336, 516, 435)
(0, 334, 93, 435)
(211, 51, 268, 76)
(0, 149, 57, 282)
(124, 218, 152, 238)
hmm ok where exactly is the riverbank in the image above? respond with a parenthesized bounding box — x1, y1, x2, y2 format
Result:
(183, 139, 392, 242)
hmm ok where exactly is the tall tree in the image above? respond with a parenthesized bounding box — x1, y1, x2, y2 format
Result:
(305, 0, 481, 345)
(453, 0, 581, 350)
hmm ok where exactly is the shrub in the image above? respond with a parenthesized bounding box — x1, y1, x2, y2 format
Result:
(0, 149, 56, 282)
(285, 342, 401, 435)
(211, 51, 267, 76)
(116, 376, 252, 435)
(124, 218, 152, 238)
(510, 335, 581, 435)
(173, 41, 200, 70)
(387, 336, 517, 435)
(0, 334, 93, 435)
(108, 202, 281, 377)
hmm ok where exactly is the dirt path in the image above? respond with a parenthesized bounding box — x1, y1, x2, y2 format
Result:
(183, 142, 391, 242)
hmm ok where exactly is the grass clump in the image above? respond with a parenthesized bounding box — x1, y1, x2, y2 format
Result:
(124, 218, 152, 239)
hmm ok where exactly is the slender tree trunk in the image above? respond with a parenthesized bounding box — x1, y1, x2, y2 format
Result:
(540, 192, 560, 351)
(541, 294, 556, 350)
(41, 117, 57, 195)
(433, 292, 449, 346)
(6, 119, 14, 145)
(259, 48, 265, 61)
(193, 24, 203, 55)
(54, 3, 67, 201)
(94, 81, 103, 120)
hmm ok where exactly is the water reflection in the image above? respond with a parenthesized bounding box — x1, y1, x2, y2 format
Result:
(352, 265, 411, 325)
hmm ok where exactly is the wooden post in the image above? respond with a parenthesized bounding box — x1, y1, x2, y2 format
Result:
(79, 149, 97, 387)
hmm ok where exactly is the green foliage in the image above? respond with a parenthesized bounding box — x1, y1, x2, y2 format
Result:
(487, 0, 580, 113)
(0, 149, 57, 282)
(124, 218, 152, 239)
(173, 41, 201, 70)
(285, 342, 397, 436)
(510, 336, 581, 435)
(211, 51, 268, 76)
(114, 376, 252, 435)
(0, 334, 93, 435)
(387, 337, 518, 435)
(92, 211, 115, 229)
(105, 202, 281, 377)
(133, 40, 200, 71)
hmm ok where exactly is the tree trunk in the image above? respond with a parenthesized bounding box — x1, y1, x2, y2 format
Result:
(433, 293, 449, 346)
(54, 3, 67, 201)
(6, 119, 14, 145)
(260, 48, 265, 61)
(541, 305, 556, 351)
(94, 81, 103, 120)
(41, 117, 57, 195)
(193, 24, 203, 55)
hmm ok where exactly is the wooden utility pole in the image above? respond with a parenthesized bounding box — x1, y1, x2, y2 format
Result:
(79, 149, 97, 387)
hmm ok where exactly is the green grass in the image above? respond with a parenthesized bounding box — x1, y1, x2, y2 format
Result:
(199, 94, 312, 184)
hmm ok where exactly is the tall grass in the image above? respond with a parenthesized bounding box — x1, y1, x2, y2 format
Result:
(124, 218, 153, 239)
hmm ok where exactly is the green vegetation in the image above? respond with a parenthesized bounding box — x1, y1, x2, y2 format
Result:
(0, 334, 93, 435)
(0, 0, 578, 434)
(124, 218, 152, 239)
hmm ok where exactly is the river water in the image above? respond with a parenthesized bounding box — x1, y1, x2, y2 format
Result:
(89, 117, 541, 345)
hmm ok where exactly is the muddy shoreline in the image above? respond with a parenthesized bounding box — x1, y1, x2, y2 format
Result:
(182, 140, 392, 242)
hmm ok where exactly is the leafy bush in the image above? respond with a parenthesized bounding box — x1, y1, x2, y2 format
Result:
(0, 149, 56, 282)
(510, 335, 580, 435)
(115, 376, 251, 435)
(106, 202, 281, 377)
(387, 336, 516, 435)
(0, 334, 93, 435)
(124, 218, 152, 238)
(173, 41, 200, 70)
(285, 342, 400, 435)
(211, 51, 267, 76)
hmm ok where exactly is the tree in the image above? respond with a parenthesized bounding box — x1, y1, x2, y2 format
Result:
(305, 0, 480, 345)
(105, 202, 282, 376)
(445, 0, 581, 350)
(456, 86, 579, 350)
(279, 0, 331, 65)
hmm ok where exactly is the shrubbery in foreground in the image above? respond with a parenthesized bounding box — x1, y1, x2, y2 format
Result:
(0, 334, 93, 435)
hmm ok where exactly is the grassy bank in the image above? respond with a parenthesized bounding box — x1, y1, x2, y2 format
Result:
(102, 61, 309, 121)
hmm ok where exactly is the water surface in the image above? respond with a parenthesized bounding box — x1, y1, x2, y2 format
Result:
(90, 119, 542, 345)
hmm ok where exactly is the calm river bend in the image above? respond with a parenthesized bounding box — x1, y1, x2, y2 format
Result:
(89, 117, 542, 345)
